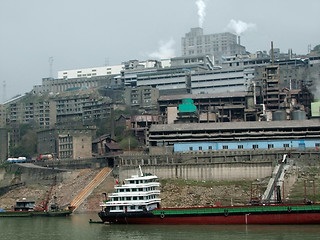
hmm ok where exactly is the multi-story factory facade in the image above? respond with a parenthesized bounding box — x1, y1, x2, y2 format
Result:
(119, 55, 254, 96)
(148, 119, 320, 154)
(158, 91, 257, 123)
(37, 126, 96, 160)
(181, 28, 246, 64)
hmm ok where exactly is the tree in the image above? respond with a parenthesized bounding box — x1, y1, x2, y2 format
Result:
(9, 124, 37, 158)
(118, 136, 140, 150)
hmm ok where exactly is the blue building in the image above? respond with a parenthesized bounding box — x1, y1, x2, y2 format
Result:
(174, 139, 320, 152)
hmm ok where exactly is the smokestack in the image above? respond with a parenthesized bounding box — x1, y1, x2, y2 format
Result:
(271, 41, 274, 65)
(238, 36, 241, 45)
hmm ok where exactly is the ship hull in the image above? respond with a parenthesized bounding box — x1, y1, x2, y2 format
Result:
(98, 204, 320, 225)
(0, 210, 72, 217)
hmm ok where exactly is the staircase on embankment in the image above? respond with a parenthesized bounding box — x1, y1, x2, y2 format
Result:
(70, 167, 112, 211)
(262, 154, 290, 202)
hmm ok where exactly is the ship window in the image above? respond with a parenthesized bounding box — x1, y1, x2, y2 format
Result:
(133, 197, 137, 200)
(223, 145, 228, 149)
(130, 206, 135, 210)
(119, 206, 123, 210)
(268, 144, 274, 149)
(138, 206, 143, 209)
(139, 188, 143, 191)
(114, 197, 118, 201)
(129, 180, 134, 184)
(208, 146, 212, 150)
(238, 145, 243, 149)
(120, 189, 124, 192)
(252, 144, 259, 149)
(126, 197, 131, 200)
(126, 189, 130, 192)
(132, 188, 137, 192)
(283, 144, 289, 148)
(139, 196, 143, 200)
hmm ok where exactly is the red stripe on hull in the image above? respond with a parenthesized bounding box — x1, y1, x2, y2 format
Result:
(101, 213, 320, 225)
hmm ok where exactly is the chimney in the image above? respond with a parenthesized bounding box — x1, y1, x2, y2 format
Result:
(271, 41, 274, 65)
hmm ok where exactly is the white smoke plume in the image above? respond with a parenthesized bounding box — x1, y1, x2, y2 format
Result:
(196, 0, 206, 28)
(227, 19, 256, 35)
(148, 38, 176, 59)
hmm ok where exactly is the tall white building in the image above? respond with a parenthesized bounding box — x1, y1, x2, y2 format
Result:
(58, 64, 124, 79)
(181, 28, 246, 64)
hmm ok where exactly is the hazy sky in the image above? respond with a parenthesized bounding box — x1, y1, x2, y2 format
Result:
(1, 0, 320, 102)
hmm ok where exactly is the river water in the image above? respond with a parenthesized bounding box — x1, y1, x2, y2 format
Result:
(1, 213, 320, 240)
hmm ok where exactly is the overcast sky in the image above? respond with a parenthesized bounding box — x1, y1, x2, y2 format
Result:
(1, 0, 320, 102)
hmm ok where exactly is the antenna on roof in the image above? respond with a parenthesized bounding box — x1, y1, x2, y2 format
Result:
(139, 165, 143, 177)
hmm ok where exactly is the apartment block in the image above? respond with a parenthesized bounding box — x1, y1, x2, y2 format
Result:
(124, 86, 159, 112)
(32, 75, 120, 95)
(55, 92, 112, 123)
(7, 97, 56, 128)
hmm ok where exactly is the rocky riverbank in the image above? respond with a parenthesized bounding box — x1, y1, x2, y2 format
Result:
(1, 165, 320, 212)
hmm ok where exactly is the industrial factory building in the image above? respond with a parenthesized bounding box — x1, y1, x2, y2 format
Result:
(148, 119, 320, 154)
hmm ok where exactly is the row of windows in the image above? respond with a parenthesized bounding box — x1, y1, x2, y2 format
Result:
(59, 151, 72, 158)
(110, 205, 143, 211)
(117, 186, 156, 193)
(60, 137, 72, 142)
(188, 143, 303, 151)
(59, 144, 73, 150)
(112, 195, 157, 201)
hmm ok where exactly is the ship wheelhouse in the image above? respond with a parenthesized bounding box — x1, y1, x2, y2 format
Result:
(100, 174, 161, 213)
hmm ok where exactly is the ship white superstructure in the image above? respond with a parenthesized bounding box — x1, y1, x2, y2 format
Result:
(100, 174, 161, 213)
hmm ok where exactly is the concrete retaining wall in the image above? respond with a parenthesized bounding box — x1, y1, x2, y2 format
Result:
(118, 162, 272, 182)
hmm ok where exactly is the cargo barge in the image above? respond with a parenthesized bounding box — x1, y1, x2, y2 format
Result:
(0, 198, 73, 217)
(98, 169, 320, 224)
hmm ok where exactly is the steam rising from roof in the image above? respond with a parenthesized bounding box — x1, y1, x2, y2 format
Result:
(196, 0, 206, 28)
(227, 19, 256, 35)
(148, 38, 176, 59)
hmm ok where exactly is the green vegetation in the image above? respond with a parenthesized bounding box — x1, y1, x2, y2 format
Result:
(95, 107, 141, 150)
(118, 135, 140, 150)
(288, 167, 320, 203)
(9, 123, 37, 158)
